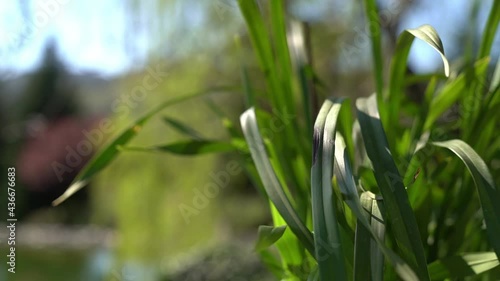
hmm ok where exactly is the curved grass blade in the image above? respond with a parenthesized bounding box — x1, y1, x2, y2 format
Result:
(432, 140, 500, 260)
(428, 252, 500, 280)
(387, 25, 450, 134)
(356, 94, 429, 280)
(119, 140, 238, 155)
(356, 192, 385, 281)
(240, 108, 315, 256)
(311, 98, 347, 281)
(53, 89, 232, 206)
(334, 134, 419, 281)
(254, 225, 287, 252)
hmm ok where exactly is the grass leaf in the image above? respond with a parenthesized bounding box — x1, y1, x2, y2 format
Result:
(477, 0, 500, 58)
(311, 98, 348, 280)
(356, 94, 429, 280)
(387, 25, 450, 135)
(361, 0, 384, 100)
(240, 107, 315, 256)
(53, 90, 230, 206)
(119, 140, 238, 155)
(428, 252, 500, 280)
(162, 116, 203, 140)
(254, 225, 287, 252)
(334, 134, 419, 281)
(424, 58, 489, 130)
(355, 191, 385, 281)
(432, 140, 500, 260)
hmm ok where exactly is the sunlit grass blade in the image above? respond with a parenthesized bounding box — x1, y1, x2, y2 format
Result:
(355, 191, 385, 281)
(428, 252, 500, 280)
(477, 0, 500, 58)
(334, 134, 419, 281)
(237, 0, 284, 110)
(387, 25, 450, 136)
(53, 89, 230, 206)
(240, 108, 315, 256)
(119, 140, 238, 155)
(236, 0, 273, 77)
(269, 204, 306, 277)
(289, 20, 314, 138)
(162, 116, 203, 140)
(487, 56, 500, 106)
(356, 94, 429, 280)
(432, 139, 500, 259)
(359, 192, 385, 281)
(369, 195, 385, 281)
(254, 225, 287, 251)
(424, 57, 489, 130)
(311, 98, 347, 280)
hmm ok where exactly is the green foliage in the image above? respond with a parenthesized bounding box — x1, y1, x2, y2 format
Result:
(55, 0, 500, 280)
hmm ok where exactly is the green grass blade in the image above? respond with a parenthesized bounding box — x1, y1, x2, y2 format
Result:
(234, 35, 256, 108)
(354, 200, 371, 281)
(204, 98, 243, 139)
(334, 134, 418, 281)
(424, 57, 489, 130)
(355, 191, 385, 281)
(492, 57, 500, 91)
(388, 25, 450, 135)
(255, 225, 288, 251)
(236, 0, 274, 77)
(408, 77, 438, 156)
(307, 267, 319, 281)
(311, 98, 347, 281)
(402, 143, 429, 189)
(270, 0, 294, 112)
(355, 192, 385, 281)
(488, 56, 500, 103)
(162, 116, 203, 140)
(269, 203, 306, 277)
(477, 0, 500, 58)
(369, 196, 385, 281)
(432, 140, 500, 260)
(240, 108, 315, 256)
(361, 0, 384, 100)
(53, 90, 229, 206)
(290, 20, 314, 138)
(356, 94, 429, 280)
(428, 252, 500, 280)
(119, 140, 238, 155)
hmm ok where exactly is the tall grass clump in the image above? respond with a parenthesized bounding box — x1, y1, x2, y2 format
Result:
(55, 0, 500, 280)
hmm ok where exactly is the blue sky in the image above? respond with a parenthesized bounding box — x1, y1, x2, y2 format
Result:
(0, 0, 137, 76)
(0, 0, 497, 78)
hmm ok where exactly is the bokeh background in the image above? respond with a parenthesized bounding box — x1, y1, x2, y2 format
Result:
(0, 0, 498, 280)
